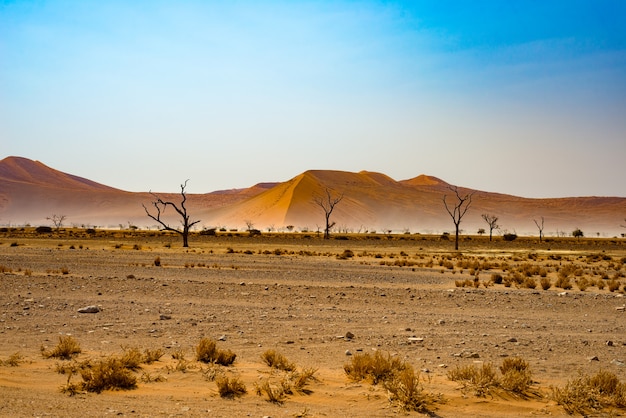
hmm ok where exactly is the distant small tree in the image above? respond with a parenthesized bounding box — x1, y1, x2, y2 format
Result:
(572, 228, 584, 239)
(534, 217, 545, 242)
(244, 220, 254, 232)
(313, 188, 344, 239)
(143, 180, 200, 247)
(481, 214, 499, 241)
(477, 228, 485, 236)
(286, 225, 294, 232)
(47, 214, 67, 231)
(443, 186, 474, 250)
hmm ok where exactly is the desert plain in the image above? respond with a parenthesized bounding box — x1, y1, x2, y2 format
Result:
(0, 228, 625, 417)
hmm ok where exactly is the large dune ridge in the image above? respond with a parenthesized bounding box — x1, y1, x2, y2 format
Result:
(0, 156, 624, 236)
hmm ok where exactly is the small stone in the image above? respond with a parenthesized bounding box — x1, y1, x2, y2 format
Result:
(218, 335, 227, 341)
(239, 282, 246, 286)
(408, 337, 424, 343)
(345, 350, 352, 356)
(345, 331, 355, 340)
(78, 305, 100, 313)
(616, 306, 625, 312)
(159, 314, 171, 320)
(558, 292, 568, 297)
(588, 356, 600, 362)
(607, 340, 614, 346)
(438, 364, 448, 368)
(610, 359, 625, 367)
(507, 337, 518, 343)
(437, 319, 446, 325)
(467, 352, 480, 359)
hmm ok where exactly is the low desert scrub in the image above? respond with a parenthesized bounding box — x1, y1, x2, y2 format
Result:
(255, 367, 318, 403)
(195, 338, 236, 366)
(80, 357, 137, 393)
(448, 357, 534, 397)
(551, 370, 626, 415)
(383, 363, 437, 412)
(143, 348, 164, 364)
(261, 349, 296, 372)
(59, 357, 138, 394)
(607, 279, 621, 292)
(140, 372, 166, 383)
(447, 363, 499, 397)
(344, 351, 406, 385)
(1, 352, 23, 367)
(0, 264, 13, 273)
(215, 376, 247, 398)
(555, 276, 573, 290)
(42, 336, 82, 360)
(119, 346, 144, 371)
(540, 277, 552, 290)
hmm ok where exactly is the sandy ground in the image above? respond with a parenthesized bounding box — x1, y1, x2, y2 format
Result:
(0, 230, 625, 417)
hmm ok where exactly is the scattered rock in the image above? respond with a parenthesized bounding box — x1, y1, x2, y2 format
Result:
(218, 335, 227, 341)
(345, 331, 355, 340)
(610, 359, 625, 367)
(408, 337, 424, 343)
(606, 340, 614, 346)
(616, 306, 625, 312)
(78, 305, 100, 314)
(437, 319, 445, 325)
(558, 292, 568, 297)
(159, 314, 171, 320)
(507, 337, 518, 343)
(587, 356, 599, 362)
(345, 350, 352, 356)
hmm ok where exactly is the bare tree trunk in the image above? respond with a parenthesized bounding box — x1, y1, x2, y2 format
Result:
(444, 186, 474, 251)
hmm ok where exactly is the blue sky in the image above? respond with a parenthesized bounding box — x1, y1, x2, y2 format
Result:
(1, 0, 625, 197)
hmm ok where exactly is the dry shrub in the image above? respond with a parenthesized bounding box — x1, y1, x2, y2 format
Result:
(2, 352, 23, 367)
(522, 277, 537, 289)
(491, 273, 503, 284)
(119, 347, 143, 371)
(499, 357, 533, 394)
(286, 367, 318, 395)
(576, 277, 590, 291)
(383, 364, 434, 412)
(255, 380, 286, 404)
(447, 363, 499, 397)
(607, 279, 621, 292)
(143, 348, 164, 364)
(261, 349, 296, 372)
(540, 277, 552, 290)
(42, 336, 82, 360)
(344, 351, 405, 385)
(195, 338, 236, 366)
(555, 276, 572, 290)
(215, 376, 247, 398)
(140, 372, 166, 383)
(551, 370, 626, 415)
(80, 357, 137, 393)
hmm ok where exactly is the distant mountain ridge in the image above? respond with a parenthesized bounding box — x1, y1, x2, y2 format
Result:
(0, 156, 624, 235)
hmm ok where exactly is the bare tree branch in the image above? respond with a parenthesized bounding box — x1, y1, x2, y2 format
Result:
(533, 216, 545, 242)
(313, 188, 344, 239)
(142, 180, 200, 247)
(443, 186, 474, 250)
(481, 214, 499, 241)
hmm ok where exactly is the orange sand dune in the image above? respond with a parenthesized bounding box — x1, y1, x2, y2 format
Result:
(1, 156, 625, 235)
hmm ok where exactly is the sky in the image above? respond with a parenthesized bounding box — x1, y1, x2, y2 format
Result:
(1, 0, 625, 198)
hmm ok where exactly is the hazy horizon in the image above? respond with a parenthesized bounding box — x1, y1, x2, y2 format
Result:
(2, 1, 625, 198)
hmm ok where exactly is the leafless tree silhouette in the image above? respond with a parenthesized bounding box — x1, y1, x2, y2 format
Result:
(443, 186, 474, 250)
(313, 188, 344, 239)
(481, 214, 499, 241)
(534, 217, 545, 242)
(143, 180, 200, 247)
(47, 214, 67, 231)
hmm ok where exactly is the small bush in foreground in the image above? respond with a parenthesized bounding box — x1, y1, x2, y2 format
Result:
(216, 376, 247, 398)
(551, 370, 626, 415)
(195, 338, 236, 366)
(344, 351, 406, 385)
(383, 364, 434, 412)
(80, 357, 137, 393)
(447, 363, 499, 397)
(42, 336, 82, 360)
(1, 352, 23, 367)
(261, 349, 296, 372)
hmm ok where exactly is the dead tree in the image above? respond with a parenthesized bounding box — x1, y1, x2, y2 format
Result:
(143, 180, 200, 247)
(481, 214, 499, 241)
(534, 217, 545, 242)
(313, 188, 344, 239)
(47, 214, 67, 231)
(443, 186, 474, 251)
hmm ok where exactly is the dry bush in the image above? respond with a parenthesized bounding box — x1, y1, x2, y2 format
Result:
(42, 336, 82, 360)
(576, 277, 590, 291)
(286, 367, 318, 395)
(607, 279, 621, 292)
(551, 370, 626, 415)
(195, 338, 236, 366)
(261, 349, 296, 372)
(140, 372, 166, 383)
(143, 348, 164, 364)
(447, 363, 499, 397)
(540, 277, 552, 290)
(119, 347, 143, 371)
(522, 277, 537, 289)
(255, 380, 286, 404)
(344, 351, 406, 385)
(1, 352, 23, 367)
(555, 276, 573, 290)
(215, 376, 247, 398)
(499, 357, 533, 394)
(490, 273, 503, 284)
(80, 357, 137, 393)
(383, 364, 435, 412)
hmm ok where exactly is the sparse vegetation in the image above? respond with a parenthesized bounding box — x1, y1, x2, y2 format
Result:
(261, 349, 296, 372)
(195, 338, 236, 366)
(42, 336, 82, 360)
(551, 370, 626, 415)
(215, 376, 247, 398)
